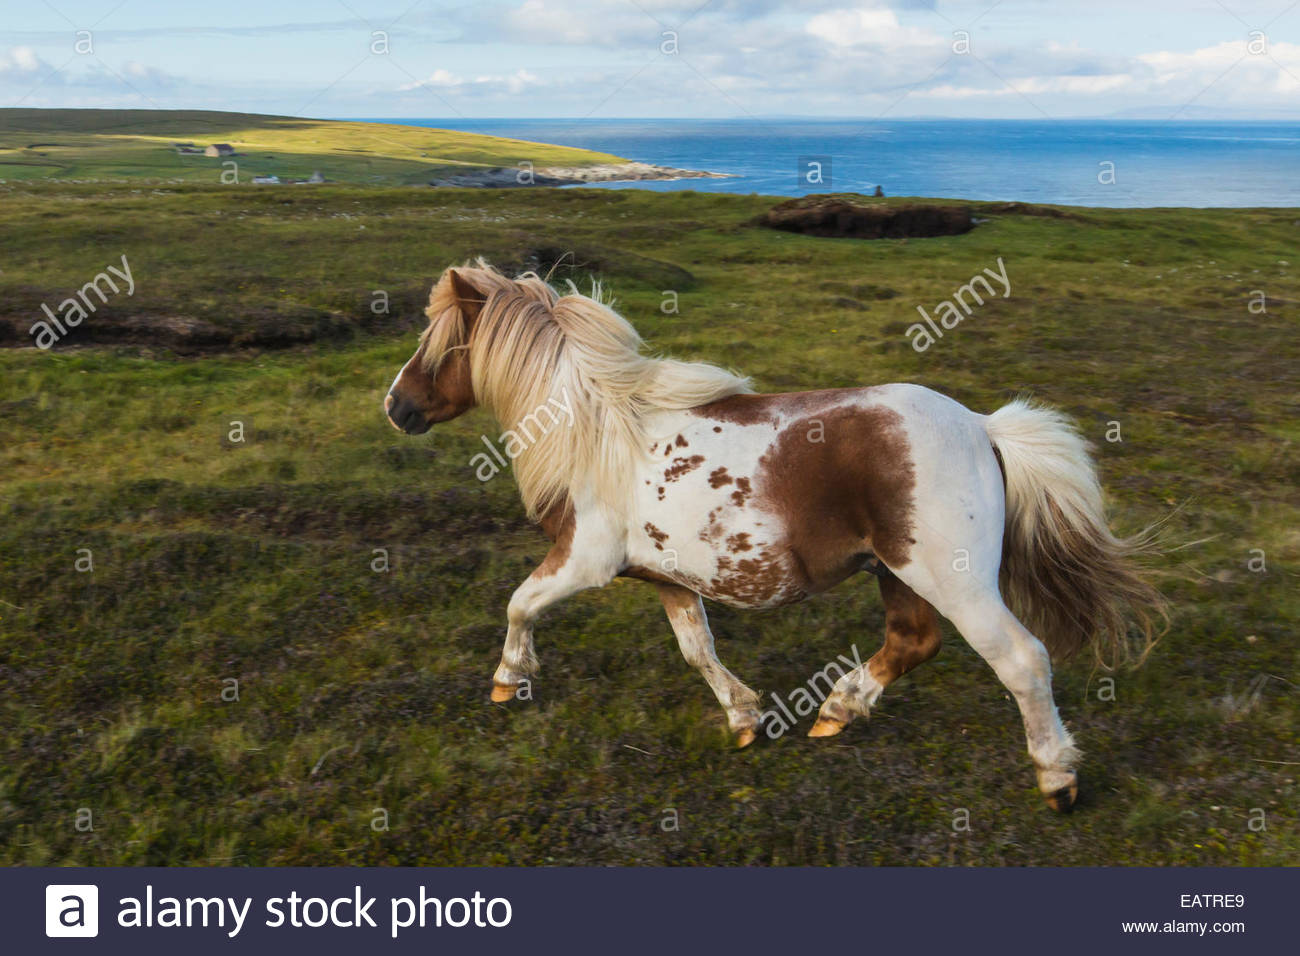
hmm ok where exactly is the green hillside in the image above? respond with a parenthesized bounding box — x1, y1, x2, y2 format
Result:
(0, 182, 1296, 866)
(0, 109, 627, 185)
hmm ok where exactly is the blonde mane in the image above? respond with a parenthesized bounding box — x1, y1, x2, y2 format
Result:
(420, 262, 751, 519)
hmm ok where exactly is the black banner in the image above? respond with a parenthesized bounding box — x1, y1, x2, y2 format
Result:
(10, 867, 1289, 953)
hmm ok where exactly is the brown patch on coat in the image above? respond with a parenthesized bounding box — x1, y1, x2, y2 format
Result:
(644, 522, 669, 551)
(654, 582, 703, 620)
(656, 485, 666, 501)
(620, 564, 712, 595)
(675, 434, 688, 447)
(752, 404, 916, 589)
(690, 514, 800, 607)
(729, 476, 753, 507)
(707, 549, 802, 607)
(698, 507, 723, 545)
(713, 426, 722, 433)
(535, 499, 575, 577)
(692, 388, 861, 428)
(620, 563, 675, 585)
(663, 454, 705, 482)
(726, 532, 753, 552)
(692, 393, 778, 426)
(707, 467, 733, 488)
(867, 573, 942, 685)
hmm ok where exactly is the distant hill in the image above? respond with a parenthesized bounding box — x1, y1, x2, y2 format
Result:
(0, 108, 628, 185)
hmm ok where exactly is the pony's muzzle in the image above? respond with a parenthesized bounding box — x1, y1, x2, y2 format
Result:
(385, 391, 432, 435)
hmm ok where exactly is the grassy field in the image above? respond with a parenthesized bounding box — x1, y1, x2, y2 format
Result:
(0, 180, 1296, 866)
(0, 109, 625, 185)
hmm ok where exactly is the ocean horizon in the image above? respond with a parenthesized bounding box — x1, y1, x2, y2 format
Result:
(349, 117, 1300, 208)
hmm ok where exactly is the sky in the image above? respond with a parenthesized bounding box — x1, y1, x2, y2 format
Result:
(2, 0, 1298, 119)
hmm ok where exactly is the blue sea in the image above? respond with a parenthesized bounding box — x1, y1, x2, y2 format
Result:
(355, 118, 1299, 207)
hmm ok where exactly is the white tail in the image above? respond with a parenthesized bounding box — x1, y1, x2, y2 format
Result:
(985, 398, 1164, 665)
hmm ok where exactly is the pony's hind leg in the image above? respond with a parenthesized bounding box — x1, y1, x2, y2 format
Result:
(943, 589, 1081, 811)
(849, 408, 1079, 810)
(886, 560, 1081, 811)
(809, 572, 942, 737)
(656, 584, 763, 747)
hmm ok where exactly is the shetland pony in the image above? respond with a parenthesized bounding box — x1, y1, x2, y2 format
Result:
(384, 264, 1164, 812)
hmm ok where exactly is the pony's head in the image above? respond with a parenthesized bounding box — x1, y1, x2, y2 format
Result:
(385, 264, 562, 435)
(385, 267, 488, 434)
(384, 269, 481, 434)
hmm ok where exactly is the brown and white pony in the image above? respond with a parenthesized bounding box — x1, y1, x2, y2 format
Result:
(385, 263, 1164, 812)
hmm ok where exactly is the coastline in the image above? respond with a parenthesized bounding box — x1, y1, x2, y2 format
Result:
(427, 160, 732, 188)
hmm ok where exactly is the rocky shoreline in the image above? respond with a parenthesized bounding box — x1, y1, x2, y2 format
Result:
(428, 161, 732, 188)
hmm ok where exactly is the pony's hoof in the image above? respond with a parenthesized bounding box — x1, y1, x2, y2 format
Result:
(735, 727, 757, 748)
(1044, 781, 1079, 813)
(808, 717, 845, 738)
(490, 682, 517, 703)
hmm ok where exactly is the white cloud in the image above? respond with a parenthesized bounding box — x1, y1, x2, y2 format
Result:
(0, 46, 46, 74)
(119, 61, 182, 89)
(1138, 40, 1245, 73)
(1135, 39, 1300, 99)
(913, 36, 1300, 111)
(806, 6, 944, 49)
(503, 0, 608, 45)
(400, 68, 462, 90)
(399, 68, 540, 96)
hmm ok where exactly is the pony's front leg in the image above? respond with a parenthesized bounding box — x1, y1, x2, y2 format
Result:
(490, 535, 617, 702)
(656, 584, 763, 747)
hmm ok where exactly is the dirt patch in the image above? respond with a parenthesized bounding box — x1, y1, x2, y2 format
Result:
(0, 307, 351, 352)
(757, 195, 974, 239)
(97, 478, 529, 545)
(0, 299, 417, 354)
(497, 244, 696, 290)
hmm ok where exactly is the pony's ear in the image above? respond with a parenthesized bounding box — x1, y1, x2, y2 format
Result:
(447, 269, 487, 322)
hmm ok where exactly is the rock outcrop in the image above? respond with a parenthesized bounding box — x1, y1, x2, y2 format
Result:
(758, 194, 974, 239)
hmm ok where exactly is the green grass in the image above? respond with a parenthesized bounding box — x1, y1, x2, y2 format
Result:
(0, 181, 1296, 866)
(0, 109, 626, 185)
